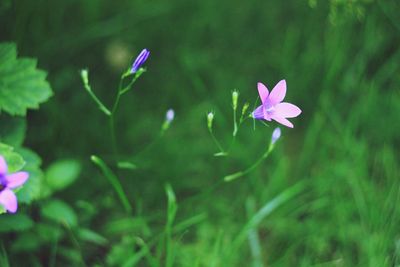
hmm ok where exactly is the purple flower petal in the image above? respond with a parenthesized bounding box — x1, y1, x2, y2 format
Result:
(0, 189, 17, 213)
(252, 105, 265, 120)
(268, 80, 286, 105)
(6, 171, 29, 189)
(257, 82, 269, 103)
(131, 49, 150, 73)
(275, 102, 302, 118)
(0, 156, 7, 175)
(271, 115, 294, 128)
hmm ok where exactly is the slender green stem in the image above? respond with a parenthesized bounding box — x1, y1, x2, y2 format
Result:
(62, 222, 87, 267)
(120, 68, 145, 95)
(108, 79, 124, 163)
(224, 144, 274, 182)
(109, 115, 119, 162)
(165, 184, 177, 267)
(208, 128, 227, 156)
(233, 108, 238, 137)
(91, 155, 132, 213)
(108, 70, 145, 161)
(49, 224, 61, 267)
(82, 78, 111, 116)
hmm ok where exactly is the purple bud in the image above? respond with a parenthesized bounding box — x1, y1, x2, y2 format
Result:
(131, 49, 150, 73)
(166, 109, 175, 122)
(271, 127, 281, 145)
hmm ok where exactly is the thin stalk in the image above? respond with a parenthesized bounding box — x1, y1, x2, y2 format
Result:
(108, 70, 144, 161)
(82, 77, 111, 116)
(208, 128, 227, 156)
(62, 222, 87, 267)
(233, 108, 238, 137)
(224, 144, 274, 182)
(91, 155, 132, 213)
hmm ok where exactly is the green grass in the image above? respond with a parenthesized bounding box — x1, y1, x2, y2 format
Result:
(0, 0, 400, 266)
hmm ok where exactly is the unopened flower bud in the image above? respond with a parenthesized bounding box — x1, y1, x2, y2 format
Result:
(166, 109, 175, 123)
(207, 112, 214, 130)
(162, 108, 175, 132)
(271, 127, 281, 145)
(241, 102, 250, 117)
(232, 90, 239, 110)
(131, 49, 150, 74)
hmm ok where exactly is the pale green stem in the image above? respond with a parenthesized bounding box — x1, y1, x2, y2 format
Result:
(224, 144, 274, 182)
(82, 80, 111, 116)
(208, 128, 227, 156)
(91, 155, 132, 213)
(233, 107, 238, 137)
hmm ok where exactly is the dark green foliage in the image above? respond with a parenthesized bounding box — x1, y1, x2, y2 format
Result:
(0, 0, 399, 266)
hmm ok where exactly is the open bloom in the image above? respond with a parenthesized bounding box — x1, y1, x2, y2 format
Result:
(0, 156, 29, 213)
(130, 48, 150, 73)
(252, 80, 301, 128)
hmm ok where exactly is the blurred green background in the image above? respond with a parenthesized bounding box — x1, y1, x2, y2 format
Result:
(1, 0, 400, 266)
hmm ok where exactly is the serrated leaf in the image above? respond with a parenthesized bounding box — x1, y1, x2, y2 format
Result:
(15, 148, 44, 204)
(0, 43, 53, 116)
(0, 142, 25, 172)
(41, 199, 77, 227)
(0, 115, 26, 147)
(0, 213, 34, 232)
(45, 159, 81, 191)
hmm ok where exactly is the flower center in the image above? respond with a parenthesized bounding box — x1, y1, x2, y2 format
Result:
(0, 175, 7, 191)
(264, 101, 275, 115)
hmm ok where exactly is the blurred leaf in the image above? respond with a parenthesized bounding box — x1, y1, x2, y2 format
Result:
(0, 213, 34, 232)
(0, 43, 52, 116)
(15, 148, 44, 204)
(0, 115, 26, 147)
(36, 222, 63, 243)
(0, 244, 10, 267)
(0, 142, 25, 172)
(45, 159, 81, 191)
(103, 216, 151, 237)
(77, 228, 108, 246)
(117, 161, 137, 170)
(12, 232, 42, 252)
(41, 199, 77, 227)
(106, 236, 136, 267)
(57, 247, 83, 264)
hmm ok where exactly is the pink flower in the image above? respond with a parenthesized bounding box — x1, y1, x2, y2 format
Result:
(252, 80, 301, 128)
(0, 156, 29, 213)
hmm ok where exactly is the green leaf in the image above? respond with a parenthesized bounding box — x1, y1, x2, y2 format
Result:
(0, 142, 25, 172)
(41, 199, 77, 227)
(45, 159, 81, 191)
(0, 43, 53, 116)
(12, 232, 42, 252)
(0, 115, 26, 147)
(0, 213, 34, 232)
(117, 161, 137, 170)
(15, 148, 44, 204)
(77, 228, 108, 245)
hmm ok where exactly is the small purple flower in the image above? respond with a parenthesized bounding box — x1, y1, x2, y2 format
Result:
(166, 109, 175, 123)
(271, 127, 281, 145)
(252, 80, 301, 128)
(0, 156, 29, 213)
(130, 49, 150, 74)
